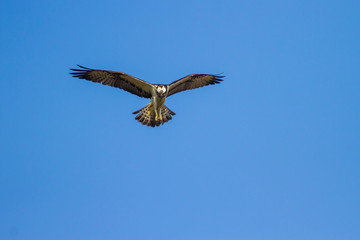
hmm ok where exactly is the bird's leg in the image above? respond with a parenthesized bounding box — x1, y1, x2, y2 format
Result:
(152, 96, 163, 122)
(156, 109, 162, 122)
(155, 108, 162, 122)
(152, 96, 160, 121)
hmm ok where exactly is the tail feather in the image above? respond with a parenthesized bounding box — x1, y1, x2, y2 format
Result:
(133, 104, 175, 127)
(160, 106, 175, 124)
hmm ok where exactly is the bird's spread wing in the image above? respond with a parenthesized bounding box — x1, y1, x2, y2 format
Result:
(167, 74, 224, 97)
(70, 65, 153, 98)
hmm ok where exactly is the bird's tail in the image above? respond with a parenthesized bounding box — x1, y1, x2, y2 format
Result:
(133, 103, 176, 127)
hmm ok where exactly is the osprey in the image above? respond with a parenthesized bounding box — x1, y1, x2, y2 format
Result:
(70, 65, 224, 127)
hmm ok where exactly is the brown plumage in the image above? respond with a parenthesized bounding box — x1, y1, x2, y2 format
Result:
(133, 103, 176, 127)
(70, 65, 152, 98)
(167, 74, 224, 96)
(70, 65, 224, 127)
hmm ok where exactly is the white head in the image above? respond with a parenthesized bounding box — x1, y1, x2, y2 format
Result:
(155, 85, 167, 96)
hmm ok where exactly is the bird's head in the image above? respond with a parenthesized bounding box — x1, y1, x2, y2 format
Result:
(155, 85, 167, 97)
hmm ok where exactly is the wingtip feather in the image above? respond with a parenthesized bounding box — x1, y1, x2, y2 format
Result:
(76, 64, 90, 69)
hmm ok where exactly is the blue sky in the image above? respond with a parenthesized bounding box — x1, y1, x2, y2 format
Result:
(1, 0, 359, 239)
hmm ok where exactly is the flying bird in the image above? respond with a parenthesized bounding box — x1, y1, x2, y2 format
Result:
(70, 65, 224, 127)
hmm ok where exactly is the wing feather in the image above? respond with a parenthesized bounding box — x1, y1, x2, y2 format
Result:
(70, 65, 153, 98)
(167, 74, 224, 97)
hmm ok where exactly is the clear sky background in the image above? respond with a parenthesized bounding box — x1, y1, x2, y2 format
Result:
(1, 0, 359, 239)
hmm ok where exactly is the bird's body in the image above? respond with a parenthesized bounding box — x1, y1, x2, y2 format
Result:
(70, 65, 223, 127)
(133, 84, 173, 126)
